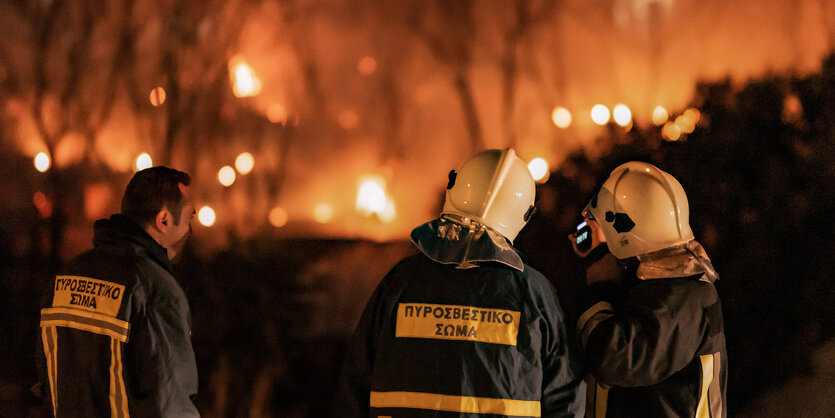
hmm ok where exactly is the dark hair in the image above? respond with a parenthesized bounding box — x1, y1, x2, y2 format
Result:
(121, 166, 191, 226)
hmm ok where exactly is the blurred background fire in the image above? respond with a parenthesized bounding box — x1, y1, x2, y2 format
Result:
(1, 0, 834, 416)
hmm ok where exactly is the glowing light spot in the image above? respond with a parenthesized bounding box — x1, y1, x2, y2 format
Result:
(613, 104, 632, 127)
(33, 191, 52, 219)
(339, 110, 359, 130)
(683, 108, 701, 130)
(528, 158, 550, 182)
(590, 104, 610, 125)
(267, 104, 288, 124)
(652, 106, 669, 126)
(356, 176, 388, 215)
(235, 152, 254, 175)
(357, 56, 377, 75)
(314, 203, 333, 223)
(218, 166, 236, 186)
(198, 206, 216, 227)
(662, 121, 681, 141)
(149, 87, 166, 106)
(675, 112, 696, 134)
(135, 153, 153, 171)
(229, 56, 262, 97)
(34, 152, 50, 172)
(551, 107, 572, 129)
(783, 95, 802, 123)
(269, 207, 288, 227)
(379, 201, 396, 223)
(684, 108, 701, 121)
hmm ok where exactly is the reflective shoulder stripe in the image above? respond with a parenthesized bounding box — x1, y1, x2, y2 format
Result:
(41, 325, 58, 415)
(577, 301, 614, 332)
(709, 352, 723, 417)
(696, 352, 723, 418)
(577, 301, 614, 348)
(110, 338, 130, 418)
(41, 311, 131, 417)
(40, 307, 130, 342)
(370, 391, 541, 417)
(594, 383, 609, 418)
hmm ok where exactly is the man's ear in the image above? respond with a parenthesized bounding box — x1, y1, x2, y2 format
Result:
(153, 208, 171, 232)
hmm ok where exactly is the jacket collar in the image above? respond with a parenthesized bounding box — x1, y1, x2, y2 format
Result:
(93, 214, 174, 274)
(410, 216, 526, 271)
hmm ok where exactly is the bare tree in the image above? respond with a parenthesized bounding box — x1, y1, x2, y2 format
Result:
(0, 0, 271, 261)
(499, 0, 559, 149)
(9, 0, 130, 263)
(408, 0, 485, 152)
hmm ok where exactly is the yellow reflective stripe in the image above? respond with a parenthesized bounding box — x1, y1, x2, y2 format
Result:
(41, 307, 129, 342)
(577, 301, 614, 334)
(109, 339, 117, 416)
(578, 301, 615, 349)
(42, 307, 129, 331)
(594, 383, 608, 418)
(709, 352, 723, 417)
(41, 325, 58, 416)
(370, 391, 541, 417)
(110, 338, 130, 418)
(117, 338, 129, 418)
(696, 354, 714, 418)
(696, 352, 723, 418)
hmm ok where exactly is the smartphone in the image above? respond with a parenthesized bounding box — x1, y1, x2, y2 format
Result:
(574, 220, 592, 252)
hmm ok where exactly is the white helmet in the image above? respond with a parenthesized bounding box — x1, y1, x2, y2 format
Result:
(585, 161, 694, 259)
(442, 148, 536, 243)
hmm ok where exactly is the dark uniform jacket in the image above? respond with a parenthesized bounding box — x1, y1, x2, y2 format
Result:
(577, 244, 727, 418)
(37, 215, 199, 417)
(333, 218, 585, 417)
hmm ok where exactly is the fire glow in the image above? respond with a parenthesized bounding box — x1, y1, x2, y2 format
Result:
(229, 56, 262, 98)
(356, 176, 396, 223)
(3, 0, 833, 244)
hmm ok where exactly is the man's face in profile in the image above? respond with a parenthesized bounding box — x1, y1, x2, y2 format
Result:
(166, 183, 195, 260)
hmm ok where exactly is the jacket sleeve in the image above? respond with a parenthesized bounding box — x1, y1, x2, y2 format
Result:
(576, 279, 711, 387)
(127, 289, 200, 417)
(538, 279, 587, 418)
(330, 270, 391, 417)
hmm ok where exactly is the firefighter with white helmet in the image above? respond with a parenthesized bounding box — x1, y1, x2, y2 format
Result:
(572, 161, 728, 417)
(584, 161, 694, 259)
(334, 148, 585, 417)
(441, 147, 536, 243)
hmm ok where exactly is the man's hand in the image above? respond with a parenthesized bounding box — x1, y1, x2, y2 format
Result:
(585, 252, 623, 285)
(569, 218, 607, 258)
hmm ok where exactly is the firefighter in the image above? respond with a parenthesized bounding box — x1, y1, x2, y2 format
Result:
(36, 166, 199, 417)
(333, 148, 585, 418)
(571, 161, 727, 417)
